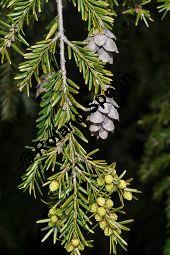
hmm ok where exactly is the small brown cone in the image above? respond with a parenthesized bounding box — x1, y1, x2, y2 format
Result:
(87, 96, 119, 139)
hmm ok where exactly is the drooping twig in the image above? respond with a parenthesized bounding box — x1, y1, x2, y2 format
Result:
(56, 0, 67, 93)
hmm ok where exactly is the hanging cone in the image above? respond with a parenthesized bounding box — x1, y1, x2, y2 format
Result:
(86, 29, 119, 64)
(86, 96, 119, 139)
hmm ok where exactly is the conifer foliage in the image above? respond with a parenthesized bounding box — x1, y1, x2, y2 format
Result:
(0, 0, 169, 255)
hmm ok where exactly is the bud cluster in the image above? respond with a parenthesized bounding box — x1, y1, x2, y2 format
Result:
(48, 207, 61, 228)
(96, 168, 133, 201)
(64, 237, 84, 252)
(90, 197, 121, 238)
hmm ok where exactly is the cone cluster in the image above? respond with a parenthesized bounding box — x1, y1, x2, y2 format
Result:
(87, 97, 119, 139)
(86, 29, 119, 64)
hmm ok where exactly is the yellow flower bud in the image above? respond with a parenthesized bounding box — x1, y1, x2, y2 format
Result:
(95, 214, 102, 221)
(110, 213, 118, 221)
(105, 183, 117, 192)
(99, 219, 107, 230)
(118, 180, 127, 189)
(48, 221, 55, 227)
(49, 180, 59, 192)
(96, 197, 105, 207)
(78, 244, 84, 251)
(71, 238, 79, 247)
(51, 215, 58, 223)
(105, 175, 113, 184)
(123, 191, 133, 201)
(90, 203, 98, 213)
(49, 207, 57, 215)
(97, 178, 104, 186)
(106, 199, 113, 208)
(97, 207, 106, 216)
(111, 170, 116, 176)
(104, 227, 113, 236)
(65, 243, 74, 252)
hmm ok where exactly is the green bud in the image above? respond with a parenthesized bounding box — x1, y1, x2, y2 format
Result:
(51, 215, 58, 223)
(97, 178, 104, 186)
(118, 180, 127, 189)
(105, 183, 117, 192)
(110, 213, 118, 221)
(97, 207, 106, 216)
(65, 243, 74, 252)
(99, 219, 107, 230)
(48, 221, 55, 227)
(49, 207, 57, 215)
(49, 180, 59, 192)
(104, 227, 113, 236)
(123, 191, 133, 201)
(95, 214, 102, 221)
(78, 244, 84, 251)
(105, 174, 113, 184)
(96, 197, 105, 207)
(106, 199, 113, 208)
(90, 203, 98, 213)
(71, 238, 79, 247)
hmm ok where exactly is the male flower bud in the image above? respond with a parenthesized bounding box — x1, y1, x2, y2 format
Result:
(51, 215, 58, 223)
(71, 238, 80, 247)
(118, 180, 127, 189)
(49, 207, 57, 215)
(123, 191, 133, 201)
(48, 221, 55, 227)
(105, 174, 113, 184)
(104, 227, 113, 236)
(106, 199, 113, 208)
(96, 197, 106, 206)
(49, 180, 59, 192)
(106, 183, 116, 192)
(65, 243, 74, 252)
(99, 219, 107, 230)
(90, 203, 98, 213)
(95, 214, 102, 221)
(97, 177, 104, 186)
(97, 207, 106, 216)
(78, 244, 85, 251)
(110, 213, 118, 221)
(96, 197, 105, 207)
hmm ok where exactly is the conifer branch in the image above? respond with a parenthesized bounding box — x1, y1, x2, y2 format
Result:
(16, 35, 59, 95)
(0, 0, 49, 62)
(0, 1, 143, 254)
(65, 38, 113, 93)
(157, 0, 170, 18)
(71, 0, 115, 30)
(57, 0, 67, 93)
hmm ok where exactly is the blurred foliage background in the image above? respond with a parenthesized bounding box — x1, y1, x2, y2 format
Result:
(0, 1, 170, 255)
